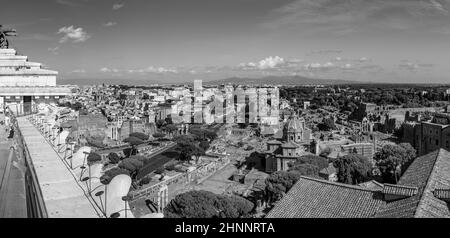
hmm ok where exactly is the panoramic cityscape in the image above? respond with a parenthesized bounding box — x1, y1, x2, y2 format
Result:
(1, 0, 450, 225)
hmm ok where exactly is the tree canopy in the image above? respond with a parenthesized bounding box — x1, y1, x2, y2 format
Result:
(288, 163, 320, 178)
(199, 140, 210, 151)
(100, 167, 130, 185)
(293, 154, 329, 171)
(265, 171, 302, 203)
(152, 132, 166, 139)
(164, 124, 178, 135)
(87, 152, 102, 166)
(123, 136, 145, 146)
(164, 190, 254, 218)
(317, 117, 337, 131)
(107, 152, 121, 164)
(86, 137, 106, 149)
(119, 157, 144, 177)
(320, 147, 332, 157)
(155, 119, 166, 128)
(374, 143, 416, 183)
(333, 154, 373, 185)
(176, 135, 205, 162)
(189, 127, 217, 141)
(279, 85, 450, 112)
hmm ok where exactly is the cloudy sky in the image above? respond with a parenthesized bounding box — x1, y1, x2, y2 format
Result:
(2, 0, 450, 84)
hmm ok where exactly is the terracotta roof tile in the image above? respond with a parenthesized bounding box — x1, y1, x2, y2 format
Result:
(266, 149, 450, 218)
(375, 149, 450, 218)
(266, 176, 385, 218)
(382, 184, 418, 197)
(433, 189, 450, 200)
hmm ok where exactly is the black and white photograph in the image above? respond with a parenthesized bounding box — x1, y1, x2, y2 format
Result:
(1, 0, 450, 228)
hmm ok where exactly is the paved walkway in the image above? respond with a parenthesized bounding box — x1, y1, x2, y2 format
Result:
(16, 117, 100, 218)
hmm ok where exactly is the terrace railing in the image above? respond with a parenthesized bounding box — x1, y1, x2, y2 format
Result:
(7, 108, 48, 218)
(4, 102, 38, 117)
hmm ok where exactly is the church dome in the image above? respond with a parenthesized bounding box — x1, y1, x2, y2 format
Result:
(285, 113, 304, 132)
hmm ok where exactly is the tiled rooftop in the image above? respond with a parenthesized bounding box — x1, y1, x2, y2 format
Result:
(266, 176, 385, 218)
(433, 189, 450, 200)
(382, 184, 418, 197)
(267, 149, 450, 218)
(376, 149, 450, 218)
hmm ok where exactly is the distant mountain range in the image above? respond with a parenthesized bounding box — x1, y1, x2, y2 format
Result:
(202, 76, 362, 86)
(58, 78, 163, 86)
(60, 75, 362, 86)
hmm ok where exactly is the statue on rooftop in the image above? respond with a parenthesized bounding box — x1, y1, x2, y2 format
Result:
(0, 25, 17, 49)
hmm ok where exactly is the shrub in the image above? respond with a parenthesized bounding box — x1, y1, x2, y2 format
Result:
(245, 145, 254, 151)
(119, 157, 144, 175)
(87, 138, 106, 149)
(87, 152, 102, 166)
(129, 132, 149, 141)
(320, 147, 332, 157)
(155, 167, 165, 175)
(101, 168, 130, 185)
(139, 176, 152, 186)
(152, 132, 166, 139)
(165, 163, 177, 171)
(107, 152, 121, 164)
(123, 136, 145, 146)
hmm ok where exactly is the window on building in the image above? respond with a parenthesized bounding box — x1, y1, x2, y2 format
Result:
(436, 139, 439, 146)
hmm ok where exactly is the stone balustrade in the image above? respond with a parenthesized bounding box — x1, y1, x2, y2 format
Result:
(27, 109, 135, 218)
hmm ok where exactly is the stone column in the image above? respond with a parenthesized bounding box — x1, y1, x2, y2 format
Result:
(19, 96, 23, 116)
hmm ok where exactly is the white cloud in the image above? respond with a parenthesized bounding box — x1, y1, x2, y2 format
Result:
(71, 69, 86, 73)
(56, 0, 79, 7)
(103, 22, 117, 27)
(257, 56, 285, 69)
(113, 3, 125, 10)
(359, 57, 370, 62)
(308, 49, 343, 55)
(342, 63, 353, 69)
(100, 67, 119, 73)
(287, 58, 304, 63)
(262, 0, 450, 35)
(304, 62, 335, 70)
(48, 46, 60, 55)
(149, 66, 177, 73)
(127, 66, 178, 74)
(398, 61, 434, 72)
(430, 0, 449, 14)
(57, 25, 90, 43)
(240, 56, 295, 70)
